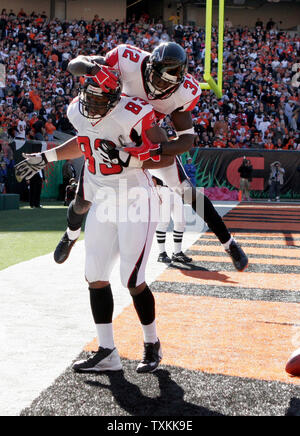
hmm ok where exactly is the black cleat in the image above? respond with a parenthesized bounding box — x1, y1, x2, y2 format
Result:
(54, 231, 78, 264)
(225, 240, 248, 271)
(73, 347, 122, 373)
(157, 252, 172, 263)
(136, 339, 162, 373)
(172, 251, 193, 263)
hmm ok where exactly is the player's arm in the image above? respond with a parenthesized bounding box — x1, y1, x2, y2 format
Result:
(155, 110, 196, 156)
(49, 137, 83, 160)
(98, 125, 174, 170)
(141, 125, 174, 168)
(129, 123, 175, 168)
(141, 155, 174, 169)
(15, 137, 82, 181)
(67, 55, 106, 76)
(67, 46, 120, 77)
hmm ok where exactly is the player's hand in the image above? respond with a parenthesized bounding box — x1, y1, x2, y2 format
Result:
(87, 65, 119, 93)
(98, 140, 131, 167)
(149, 146, 162, 157)
(119, 133, 161, 162)
(15, 152, 48, 182)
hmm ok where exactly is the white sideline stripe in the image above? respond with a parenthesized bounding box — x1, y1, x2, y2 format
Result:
(0, 203, 234, 416)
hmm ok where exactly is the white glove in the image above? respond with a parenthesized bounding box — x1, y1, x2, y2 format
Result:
(15, 152, 48, 181)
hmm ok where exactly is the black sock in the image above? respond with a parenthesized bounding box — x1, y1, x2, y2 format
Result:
(156, 231, 167, 253)
(67, 200, 85, 231)
(132, 286, 155, 326)
(89, 285, 114, 324)
(173, 230, 183, 253)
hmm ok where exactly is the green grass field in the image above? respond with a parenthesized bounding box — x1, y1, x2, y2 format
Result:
(0, 202, 84, 271)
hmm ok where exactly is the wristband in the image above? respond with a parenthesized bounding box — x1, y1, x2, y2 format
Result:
(44, 149, 58, 162)
(128, 156, 143, 168)
(176, 127, 195, 136)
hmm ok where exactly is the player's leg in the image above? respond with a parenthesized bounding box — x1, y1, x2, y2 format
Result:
(156, 187, 172, 263)
(54, 166, 91, 264)
(151, 158, 248, 271)
(118, 190, 162, 373)
(73, 205, 122, 373)
(171, 190, 193, 264)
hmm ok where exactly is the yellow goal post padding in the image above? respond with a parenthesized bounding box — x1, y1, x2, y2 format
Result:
(199, 0, 225, 98)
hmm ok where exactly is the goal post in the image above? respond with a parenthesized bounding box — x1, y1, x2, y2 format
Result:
(200, 0, 225, 99)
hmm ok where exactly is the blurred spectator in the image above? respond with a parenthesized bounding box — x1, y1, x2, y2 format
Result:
(268, 161, 285, 202)
(255, 18, 263, 29)
(45, 117, 56, 141)
(57, 112, 74, 134)
(0, 161, 7, 193)
(224, 18, 233, 29)
(29, 170, 45, 208)
(266, 18, 276, 31)
(238, 157, 253, 201)
(264, 137, 274, 150)
(184, 157, 196, 186)
(15, 112, 27, 139)
(257, 116, 271, 140)
(32, 116, 45, 141)
(17, 8, 26, 18)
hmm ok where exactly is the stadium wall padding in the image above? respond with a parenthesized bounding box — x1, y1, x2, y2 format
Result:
(188, 148, 300, 199)
(10, 141, 300, 200)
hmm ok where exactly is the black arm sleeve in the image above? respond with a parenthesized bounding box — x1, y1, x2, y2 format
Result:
(67, 55, 106, 76)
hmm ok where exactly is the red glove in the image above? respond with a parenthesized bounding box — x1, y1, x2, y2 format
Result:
(86, 65, 119, 93)
(124, 130, 161, 162)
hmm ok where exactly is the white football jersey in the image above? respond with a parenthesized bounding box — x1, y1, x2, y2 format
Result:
(16, 120, 26, 139)
(67, 94, 156, 189)
(104, 44, 201, 119)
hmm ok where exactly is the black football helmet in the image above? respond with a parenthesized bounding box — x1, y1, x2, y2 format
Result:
(79, 73, 121, 120)
(144, 42, 188, 100)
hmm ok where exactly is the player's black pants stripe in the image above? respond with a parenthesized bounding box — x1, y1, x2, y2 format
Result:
(175, 157, 230, 244)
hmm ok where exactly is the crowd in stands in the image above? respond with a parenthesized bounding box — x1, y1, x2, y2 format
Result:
(0, 7, 299, 159)
(0, 140, 14, 193)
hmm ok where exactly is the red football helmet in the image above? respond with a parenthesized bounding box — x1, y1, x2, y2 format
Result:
(79, 69, 121, 120)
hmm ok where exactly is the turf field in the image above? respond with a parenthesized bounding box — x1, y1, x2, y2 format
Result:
(1, 201, 300, 417)
(0, 202, 83, 271)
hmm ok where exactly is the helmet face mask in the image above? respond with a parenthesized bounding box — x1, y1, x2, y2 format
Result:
(145, 42, 187, 100)
(79, 77, 121, 120)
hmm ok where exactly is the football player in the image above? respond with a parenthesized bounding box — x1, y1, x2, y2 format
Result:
(153, 176, 192, 264)
(59, 41, 248, 271)
(16, 73, 174, 374)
